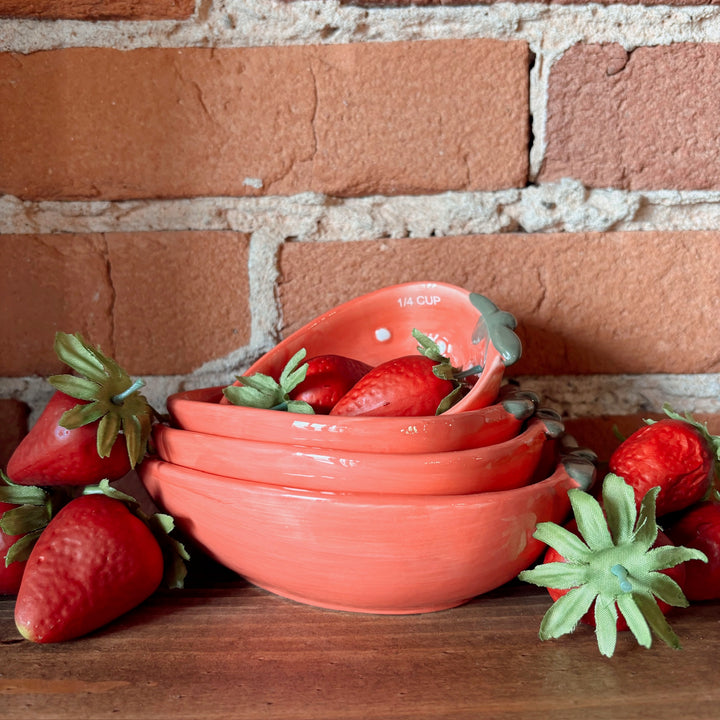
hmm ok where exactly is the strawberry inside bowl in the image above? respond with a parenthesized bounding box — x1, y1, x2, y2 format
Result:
(236, 281, 521, 415)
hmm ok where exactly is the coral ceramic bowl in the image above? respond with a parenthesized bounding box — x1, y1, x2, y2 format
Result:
(224, 281, 522, 415)
(167, 385, 539, 455)
(152, 413, 563, 495)
(139, 452, 595, 614)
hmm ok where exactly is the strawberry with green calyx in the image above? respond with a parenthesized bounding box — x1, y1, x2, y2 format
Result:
(330, 330, 469, 417)
(222, 348, 315, 414)
(14, 479, 189, 643)
(518, 473, 707, 657)
(7, 332, 155, 487)
(0, 471, 71, 588)
(609, 404, 720, 517)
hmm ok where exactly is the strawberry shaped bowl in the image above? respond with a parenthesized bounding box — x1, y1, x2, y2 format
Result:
(167, 282, 522, 449)
(151, 412, 564, 495)
(138, 450, 595, 614)
(166, 385, 537, 455)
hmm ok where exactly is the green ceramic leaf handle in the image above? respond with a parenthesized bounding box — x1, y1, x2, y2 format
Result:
(469, 293, 522, 366)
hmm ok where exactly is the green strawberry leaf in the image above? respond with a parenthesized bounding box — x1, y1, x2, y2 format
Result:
(602, 473, 637, 545)
(518, 473, 708, 657)
(538, 583, 597, 641)
(594, 595, 619, 657)
(223, 348, 314, 414)
(48, 332, 155, 468)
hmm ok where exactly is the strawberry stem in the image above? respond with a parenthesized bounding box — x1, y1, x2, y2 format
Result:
(112, 378, 146, 405)
(610, 564, 633, 592)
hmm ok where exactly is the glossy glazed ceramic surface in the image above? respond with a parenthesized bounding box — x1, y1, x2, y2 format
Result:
(152, 417, 554, 495)
(168, 386, 538, 455)
(228, 282, 519, 415)
(139, 457, 589, 614)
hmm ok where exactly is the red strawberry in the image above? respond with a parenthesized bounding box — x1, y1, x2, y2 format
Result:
(14, 484, 187, 643)
(609, 406, 720, 517)
(329, 330, 466, 417)
(288, 355, 373, 414)
(0, 499, 28, 595)
(666, 500, 720, 601)
(0, 472, 65, 595)
(518, 473, 706, 656)
(7, 332, 154, 487)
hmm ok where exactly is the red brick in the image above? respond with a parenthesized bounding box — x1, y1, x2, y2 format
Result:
(0, 232, 250, 377)
(0, 233, 114, 377)
(0, 398, 29, 468)
(540, 43, 720, 190)
(0, 0, 194, 20)
(106, 231, 251, 376)
(0, 41, 528, 201)
(278, 231, 720, 375)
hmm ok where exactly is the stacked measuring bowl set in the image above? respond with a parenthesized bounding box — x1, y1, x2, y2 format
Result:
(139, 282, 596, 614)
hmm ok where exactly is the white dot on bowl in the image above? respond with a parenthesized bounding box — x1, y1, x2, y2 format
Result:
(375, 327, 392, 342)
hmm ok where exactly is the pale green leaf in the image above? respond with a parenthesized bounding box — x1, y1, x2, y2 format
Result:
(0, 504, 50, 536)
(0, 482, 47, 506)
(633, 487, 660, 552)
(223, 382, 277, 409)
(594, 596, 619, 657)
(279, 349, 308, 393)
(634, 592, 682, 650)
(602, 473, 637, 545)
(286, 400, 315, 414)
(533, 522, 592, 563)
(5, 528, 44, 565)
(47, 374, 102, 401)
(538, 584, 597, 641)
(58, 400, 105, 429)
(569, 488, 614, 551)
(122, 414, 143, 467)
(617, 593, 652, 649)
(53, 332, 107, 382)
(643, 545, 708, 573)
(518, 561, 588, 590)
(97, 412, 121, 458)
(645, 572, 691, 609)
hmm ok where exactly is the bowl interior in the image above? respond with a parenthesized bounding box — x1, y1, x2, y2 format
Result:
(239, 282, 520, 414)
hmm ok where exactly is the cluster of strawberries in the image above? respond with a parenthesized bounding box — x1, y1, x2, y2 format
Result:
(222, 329, 473, 417)
(520, 407, 720, 656)
(0, 333, 187, 643)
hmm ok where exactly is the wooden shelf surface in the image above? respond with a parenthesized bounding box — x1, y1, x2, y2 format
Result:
(1, 576, 719, 720)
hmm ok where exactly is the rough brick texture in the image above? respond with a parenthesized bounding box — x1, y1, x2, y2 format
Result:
(341, 0, 719, 5)
(278, 231, 720, 376)
(0, 40, 528, 201)
(0, 0, 194, 20)
(0, 399, 29, 468)
(541, 43, 720, 190)
(0, 232, 251, 377)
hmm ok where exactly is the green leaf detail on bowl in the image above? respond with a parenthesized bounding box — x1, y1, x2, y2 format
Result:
(518, 473, 708, 657)
(469, 293, 522, 367)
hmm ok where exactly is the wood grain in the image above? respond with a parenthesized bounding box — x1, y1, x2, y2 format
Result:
(1, 577, 718, 720)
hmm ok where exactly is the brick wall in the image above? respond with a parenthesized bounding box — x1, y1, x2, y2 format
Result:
(1, 0, 719, 464)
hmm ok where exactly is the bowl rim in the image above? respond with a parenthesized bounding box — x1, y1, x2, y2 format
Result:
(139, 448, 596, 507)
